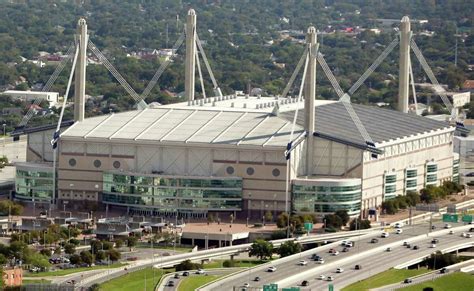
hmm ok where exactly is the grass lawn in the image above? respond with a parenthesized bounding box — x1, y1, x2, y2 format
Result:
(203, 259, 267, 269)
(99, 267, 174, 291)
(177, 275, 221, 291)
(25, 263, 125, 277)
(398, 272, 474, 291)
(342, 268, 430, 291)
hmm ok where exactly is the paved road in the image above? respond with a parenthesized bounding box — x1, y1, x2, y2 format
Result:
(206, 221, 472, 291)
(160, 269, 235, 291)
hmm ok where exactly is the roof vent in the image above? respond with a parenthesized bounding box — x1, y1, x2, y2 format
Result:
(243, 103, 247, 108)
(274, 96, 279, 100)
(231, 102, 234, 108)
(187, 101, 191, 106)
(257, 96, 261, 99)
(245, 94, 249, 99)
(200, 100, 204, 106)
(255, 104, 259, 109)
(212, 101, 216, 107)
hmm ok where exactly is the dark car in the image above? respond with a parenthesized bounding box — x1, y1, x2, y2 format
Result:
(431, 225, 436, 230)
(174, 273, 180, 279)
(254, 276, 261, 282)
(413, 245, 419, 250)
(342, 247, 349, 252)
(440, 268, 448, 274)
(301, 280, 309, 286)
(404, 278, 412, 284)
(469, 228, 474, 232)
(371, 238, 379, 243)
(431, 239, 439, 243)
(406, 244, 411, 248)
(167, 281, 175, 287)
(355, 264, 362, 270)
(182, 271, 190, 276)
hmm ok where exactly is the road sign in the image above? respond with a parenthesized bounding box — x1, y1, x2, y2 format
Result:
(329, 284, 334, 291)
(263, 283, 278, 291)
(282, 288, 300, 291)
(462, 215, 473, 223)
(442, 214, 458, 223)
(304, 222, 313, 232)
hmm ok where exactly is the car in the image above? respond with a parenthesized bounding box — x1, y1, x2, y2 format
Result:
(342, 247, 349, 252)
(431, 225, 436, 230)
(371, 238, 379, 243)
(444, 224, 452, 229)
(431, 243, 436, 248)
(431, 239, 439, 243)
(316, 259, 325, 264)
(355, 264, 362, 270)
(381, 232, 389, 238)
(329, 248, 336, 253)
(299, 260, 308, 266)
(253, 277, 261, 282)
(301, 280, 309, 286)
(440, 268, 448, 274)
(462, 232, 467, 237)
(396, 229, 403, 234)
(449, 230, 454, 234)
(467, 233, 473, 238)
(182, 271, 190, 276)
(386, 247, 392, 252)
(469, 228, 474, 232)
(312, 256, 322, 261)
(403, 241, 409, 246)
(340, 240, 348, 246)
(318, 275, 326, 280)
(267, 266, 277, 272)
(167, 281, 175, 287)
(404, 278, 413, 284)
(311, 254, 319, 259)
(413, 245, 419, 250)
(466, 172, 474, 177)
(174, 273, 180, 279)
(327, 276, 334, 281)
(243, 283, 250, 288)
(332, 251, 340, 256)
(196, 269, 205, 274)
(394, 222, 404, 228)
(336, 268, 344, 273)
(345, 241, 354, 247)
(406, 244, 412, 248)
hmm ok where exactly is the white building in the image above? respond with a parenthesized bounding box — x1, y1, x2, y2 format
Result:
(2, 90, 59, 107)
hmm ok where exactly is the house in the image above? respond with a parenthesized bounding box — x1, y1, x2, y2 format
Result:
(2, 267, 23, 287)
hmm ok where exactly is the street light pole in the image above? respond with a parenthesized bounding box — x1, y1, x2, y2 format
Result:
(2, 123, 5, 158)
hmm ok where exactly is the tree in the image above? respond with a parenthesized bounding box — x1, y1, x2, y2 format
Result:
(127, 237, 138, 249)
(95, 250, 106, 262)
(277, 241, 302, 258)
(114, 239, 123, 248)
(349, 219, 371, 230)
(335, 210, 350, 225)
(0, 200, 23, 216)
(175, 259, 202, 271)
(25, 253, 50, 270)
(276, 212, 289, 228)
(264, 211, 273, 223)
(64, 243, 76, 255)
(382, 200, 397, 215)
(249, 239, 273, 260)
(107, 249, 121, 262)
(324, 214, 343, 229)
(70, 254, 82, 265)
(80, 251, 94, 266)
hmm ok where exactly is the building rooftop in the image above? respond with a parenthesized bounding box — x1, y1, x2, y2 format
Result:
(61, 97, 454, 150)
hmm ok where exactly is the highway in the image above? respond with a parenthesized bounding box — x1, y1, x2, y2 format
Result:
(203, 221, 473, 291)
(159, 269, 235, 291)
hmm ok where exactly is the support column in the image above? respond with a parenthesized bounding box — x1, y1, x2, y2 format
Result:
(398, 16, 411, 113)
(304, 27, 317, 176)
(185, 9, 197, 101)
(74, 18, 87, 122)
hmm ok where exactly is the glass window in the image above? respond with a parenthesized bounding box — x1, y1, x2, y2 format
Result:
(385, 174, 396, 184)
(385, 185, 396, 193)
(426, 164, 438, 173)
(406, 169, 417, 178)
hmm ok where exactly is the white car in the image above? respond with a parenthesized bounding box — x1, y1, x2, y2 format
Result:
(381, 232, 389, 238)
(462, 232, 467, 237)
(243, 283, 250, 288)
(196, 269, 205, 274)
(396, 229, 403, 234)
(316, 259, 325, 264)
(449, 230, 454, 235)
(467, 233, 473, 238)
(267, 266, 277, 272)
(394, 222, 404, 228)
(332, 251, 339, 256)
(336, 268, 344, 273)
(444, 224, 452, 229)
(340, 240, 348, 246)
(299, 260, 308, 266)
(431, 243, 436, 248)
(319, 275, 326, 280)
(345, 241, 353, 247)
(327, 276, 334, 281)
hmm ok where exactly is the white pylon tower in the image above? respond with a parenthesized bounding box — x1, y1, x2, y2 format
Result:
(74, 18, 88, 122)
(398, 16, 411, 113)
(304, 26, 317, 176)
(185, 9, 197, 101)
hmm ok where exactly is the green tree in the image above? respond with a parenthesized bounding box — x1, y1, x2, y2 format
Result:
(0, 200, 23, 215)
(107, 249, 121, 262)
(80, 251, 94, 266)
(114, 239, 123, 248)
(25, 253, 50, 270)
(335, 210, 350, 225)
(70, 254, 81, 265)
(95, 250, 106, 262)
(276, 212, 289, 228)
(324, 214, 343, 229)
(127, 236, 138, 250)
(249, 239, 273, 260)
(382, 200, 397, 215)
(64, 243, 76, 255)
(277, 241, 302, 258)
(349, 219, 371, 230)
(264, 211, 273, 224)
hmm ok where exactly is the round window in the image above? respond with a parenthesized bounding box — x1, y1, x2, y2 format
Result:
(226, 166, 234, 175)
(113, 161, 121, 169)
(272, 168, 281, 177)
(246, 167, 255, 176)
(93, 159, 102, 168)
(68, 158, 76, 167)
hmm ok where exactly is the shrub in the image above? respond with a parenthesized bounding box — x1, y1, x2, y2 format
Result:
(222, 260, 236, 267)
(175, 259, 202, 271)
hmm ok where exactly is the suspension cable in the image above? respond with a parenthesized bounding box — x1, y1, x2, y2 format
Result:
(141, 32, 185, 100)
(347, 37, 399, 96)
(195, 41, 206, 99)
(281, 50, 307, 98)
(88, 40, 143, 105)
(289, 51, 310, 141)
(409, 55, 418, 114)
(195, 33, 222, 96)
(317, 52, 344, 99)
(19, 44, 76, 127)
(410, 39, 454, 115)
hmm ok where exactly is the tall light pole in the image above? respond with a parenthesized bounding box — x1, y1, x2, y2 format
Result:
(2, 123, 5, 158)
